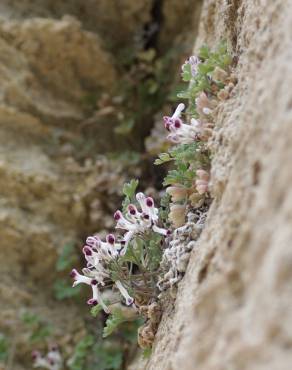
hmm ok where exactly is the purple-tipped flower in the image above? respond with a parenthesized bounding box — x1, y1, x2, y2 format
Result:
(114, 210, 122, 220)
(87, 298, 98, 306)
(114, 192, 168, 255)
(163, 103, 205, 144)
(115, 280, 134, 306)
(106, 234, 115, 244)
(146, 197, 154, 207)
(32, 351, 40, 361)
(182, 55, 201, 77)
(70, 269, 77, 278)
(128, 204, 137, 215)
(32, 346, 62, 370)
(71, 269, 92, 287)
(71, 268, 109, 313)
(86, 236, 100, 248)
(83, 246, 92, 256)
(163, 103, 185, 131)
(73, 189, 170, 315)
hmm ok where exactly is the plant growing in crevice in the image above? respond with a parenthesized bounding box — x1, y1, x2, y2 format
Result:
(68, 41, 235, 354)
(70, 179, 169, 326)
(156, 41, 235, 228)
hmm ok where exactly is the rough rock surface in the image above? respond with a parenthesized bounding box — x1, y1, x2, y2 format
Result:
(138, 0, 292, 369)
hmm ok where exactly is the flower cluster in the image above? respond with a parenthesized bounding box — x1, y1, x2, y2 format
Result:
(32, 346, 62, 370)
(157, 43, 234, 228)
(182, 55, 201, 78)
(154, 43, 235, 297)
(71, 192, 169, 313)
(67, 42, 235, 353)
(163, 103, 213, 144)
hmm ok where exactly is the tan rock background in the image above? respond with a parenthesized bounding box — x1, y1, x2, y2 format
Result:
(140, 0, 292, 369)
(2, 0, 292, 369)
(0, 1, 202, 369)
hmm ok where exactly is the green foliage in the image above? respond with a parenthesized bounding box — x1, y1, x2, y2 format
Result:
(157, 42, 232, 192)
(92, 343, 123, 370)
(156, 143, 209, 187)
(68, 335, 94, 370)
(120, 318, 143, 343)
(54, 242, 81, 301)
(146, 235, 163, 271)
(142, 347, 152, 359)
(114, 118, 135, 135)
(69, 334, 127, 370)
(21, 312, 52, 343)
(103, 309, 127, 338)
(122, 179, 139, 199)
(56, 243, 78, 272)
(181, 62, 192, 82)
(154, 152, 172, 165)
(0, 333, 8, 362)
(107, 151, 141, 166)
(122, 179, 139, 210)
(178, 41, 232, 117)
(53, 279, 81, 300)
(159, 192, 171, 224)
(90, 304, 104, 318)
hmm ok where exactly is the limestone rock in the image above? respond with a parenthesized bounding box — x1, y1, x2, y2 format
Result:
(141, 1, 292, 369)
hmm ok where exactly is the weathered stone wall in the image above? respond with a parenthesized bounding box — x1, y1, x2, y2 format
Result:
(137, 1, 292, 369)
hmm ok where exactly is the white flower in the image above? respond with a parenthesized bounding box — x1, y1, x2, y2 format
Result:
(163, 104, 203, 144)
(70, 268, 109, 313)
(163, 103, 185, 131)
(32, 346, 62, 370)
(115, 280, 134, 306)
(182, 55, 201, 77)
(114, 192, 169, 254)
(71, 191, 169, 313)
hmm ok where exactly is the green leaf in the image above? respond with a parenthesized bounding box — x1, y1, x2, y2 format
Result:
(122, 179, 139, 199)
(147, 236, 163, 270)
(103, 309, 127, 338)
(21, 312, 40, 326)
(93, 343, 123, 370)
(30, 325, 52, 343)
(68, 335, 94, 370)
(198, 63, 214, 74)
(181, 63, 192, 82)
(90, 301, 110, 317)
(56, 243, 77, 272)
(198, 45, 210, 60)
(177, 90, 191, 99)
(0, 333, 8, 362)
(154, 152, 172, 165)
(53, 279, 81, 300)
(114, 118, 135, 135)
(122, 179, 139, 211)
(142, 347, 152, 359)
(120, 318, 144, 343)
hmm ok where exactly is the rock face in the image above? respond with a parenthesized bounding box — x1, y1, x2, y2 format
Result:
(140, 1, 292, 369)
